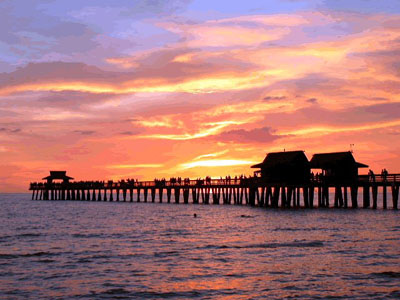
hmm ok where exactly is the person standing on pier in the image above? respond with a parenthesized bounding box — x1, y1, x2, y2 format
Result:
(369, 169, 375, 182)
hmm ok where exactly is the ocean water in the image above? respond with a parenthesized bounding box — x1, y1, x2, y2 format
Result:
(0, 193, 399, 299)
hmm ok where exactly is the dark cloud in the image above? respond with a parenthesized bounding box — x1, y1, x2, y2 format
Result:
(0, 1, 99, 61)
(307, 98, 318, 103)
(262, 102, 400, 128)
(37, 91, 118, 109)
(0, 62, 129, 88)
(318, 0, 400, 14)
(0, 127, 21, 133)
(364, 102, 400, 118)
(216, 126, 281, 143)
(351, 42, 400, 78)
(73, 130, 95, 135)
(119, 131, 140, 136)
(263, 96, 287, 101)
(0, 48, 255, 94)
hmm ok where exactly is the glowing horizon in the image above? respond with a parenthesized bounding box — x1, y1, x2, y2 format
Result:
(1, 0, 400, 192)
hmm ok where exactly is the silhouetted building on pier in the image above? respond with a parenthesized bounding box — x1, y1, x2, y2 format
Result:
(251, 151, 310, 184)
(310, 152, 368, 184)
(43, 171, 73, 184)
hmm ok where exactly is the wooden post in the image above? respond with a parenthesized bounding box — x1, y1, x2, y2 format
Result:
(109, 189, 113, 201)
(309, 186, 314, 208)
(392, 185, 399, 209)
(334, 186, 339, 208)
(363, 185, 370, 208)
(204, 188, 210, 204)
(143, 188, 147, 202)
(92, 189, 96, 201)
(281, 186, 286, 208)
(343, 186, 348, 208)
(192, 188, 198, 204)
(272, 186, 280, 208)
(382, 186, 387, 209)
(318, 186, 322, 207)
(256, 188, 260, 206)
(350, 185, 357, 208)
(174, 187, 180, 203)
(233, 188, 237, 204)
(296, 187, 300, 207)
(129, 189, 133, 202)
(123, 189, 127, 202)
(159, 188, 163, 203)
(222, 188, 227, 204)
(266, 186, 272, 207)
(116, 189, 120, 202)
(372, 185, 378, 209)
(167, 188, 171, 203)
(212, 188, 218, 204)
(259, 187, 265, 207)
(293, 187, 297, 207)
(103, 189, 107, 201)
(249, 187, 256, 206)
(97, 189, 102, 201)
(183, 188, 189, 204)
(74, 189, 78, 201)
(240, 188, 244, 205)
(303, 186, 309, 208)
(322, 186, 329, 207)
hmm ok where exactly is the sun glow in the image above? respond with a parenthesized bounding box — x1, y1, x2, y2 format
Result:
(180, 159, 256, 169)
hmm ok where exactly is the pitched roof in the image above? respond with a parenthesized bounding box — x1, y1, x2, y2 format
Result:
(42, 171, 74, 180)
(251, 151, 309, 168)
(310, 152, 368, 169)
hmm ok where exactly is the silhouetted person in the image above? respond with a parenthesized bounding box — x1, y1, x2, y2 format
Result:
(369, 169, 375, 182)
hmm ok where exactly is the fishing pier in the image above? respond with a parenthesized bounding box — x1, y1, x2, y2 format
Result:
(29, 151, 400, 209)
(29, 174, 399, 209)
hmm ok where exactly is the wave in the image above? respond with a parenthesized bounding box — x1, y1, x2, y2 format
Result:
(71, 233, 103, 238)
(0, 233, 42, 242)
(0, 251, 60, 259)
(84, 288, 206, 299)
(199, 241, 324, 250)
(371, 271, 400, 278)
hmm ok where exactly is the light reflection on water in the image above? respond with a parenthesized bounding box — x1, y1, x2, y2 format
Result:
(0, 193, 399, 299)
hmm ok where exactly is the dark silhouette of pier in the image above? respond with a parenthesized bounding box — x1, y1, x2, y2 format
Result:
(29, 173, 399, 209)
(29, 151, 400, 209)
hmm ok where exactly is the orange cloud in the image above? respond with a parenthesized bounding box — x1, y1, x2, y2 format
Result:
(180, 159, 256, 169)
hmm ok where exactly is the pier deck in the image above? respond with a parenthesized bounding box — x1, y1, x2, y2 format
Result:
(29, 174, 399, 209)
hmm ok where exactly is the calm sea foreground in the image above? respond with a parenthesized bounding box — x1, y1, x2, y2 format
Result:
(0, 193, 399, 299)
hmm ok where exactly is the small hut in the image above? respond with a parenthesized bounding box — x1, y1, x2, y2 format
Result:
(310, 152, 368, 184)
(42, 171, 74, 184)
(251, 151, 310, 184)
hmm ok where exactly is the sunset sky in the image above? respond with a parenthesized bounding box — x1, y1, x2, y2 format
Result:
(1, 0, 400, 192)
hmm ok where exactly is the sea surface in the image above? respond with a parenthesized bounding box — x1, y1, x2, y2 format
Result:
(0, 193, 399, 299)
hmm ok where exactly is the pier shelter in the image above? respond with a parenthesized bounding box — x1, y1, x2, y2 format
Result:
(42, 171, 73, 184)
(310, 152, 368, 184)
(251, 151, 310, 184)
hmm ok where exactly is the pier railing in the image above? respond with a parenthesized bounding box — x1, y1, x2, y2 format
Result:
(28, 174, 400, 209)
(30, 174, 400, 190)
